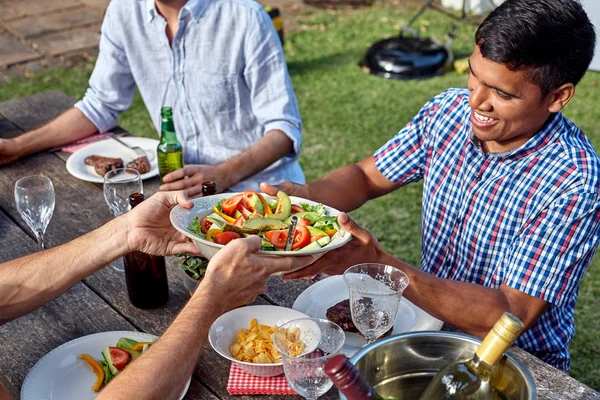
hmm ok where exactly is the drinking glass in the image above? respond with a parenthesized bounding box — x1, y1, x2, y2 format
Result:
(343, 263, 409, 344)
(14, 175, 55, 251)
(103, 168, 142, 271)
(274, 318, 345, 400)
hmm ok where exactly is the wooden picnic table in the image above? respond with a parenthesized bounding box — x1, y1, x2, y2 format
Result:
(0, 91, 598, 400)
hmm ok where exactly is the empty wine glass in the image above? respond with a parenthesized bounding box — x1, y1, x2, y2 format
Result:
(103, 168, 142, 271)
(274, 318, 345, 400)
(14, 176, 55, 251)
(343, 263, 409, 344)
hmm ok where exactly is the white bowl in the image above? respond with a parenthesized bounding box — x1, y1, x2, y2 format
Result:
(170, 192, 351, 262)
(208, 305, 310, 377)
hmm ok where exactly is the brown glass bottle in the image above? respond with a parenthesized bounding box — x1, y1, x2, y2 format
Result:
(325, 354, 383, 400)
(123, 193, 169, 309)
(201, 181, 217, 196)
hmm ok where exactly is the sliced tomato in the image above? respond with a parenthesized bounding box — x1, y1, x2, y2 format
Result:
(291, 204, 304, 214)
(200, 216, 213, 234)
(109, 347, 131, 371)
(234, 216, 244, 227)
(265, 230, 288, 249)
(237, 204, 253, 219)
(265, 226, 310, 250)
(297, 217, 312, 227)
(213, 231, 241, 245)
(222, 194, 243, 216)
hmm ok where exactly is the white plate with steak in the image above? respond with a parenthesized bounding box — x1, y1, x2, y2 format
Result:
(66, 137, 159, 183)
(292, 275, 443, 356)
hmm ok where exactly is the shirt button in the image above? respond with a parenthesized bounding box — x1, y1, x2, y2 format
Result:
(475, 174, 483, 181)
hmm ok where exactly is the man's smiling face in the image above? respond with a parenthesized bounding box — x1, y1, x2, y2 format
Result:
(467, 46, 556, 153)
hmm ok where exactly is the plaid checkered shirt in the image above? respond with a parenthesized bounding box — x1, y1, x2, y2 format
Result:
(374, 88, 600, 370)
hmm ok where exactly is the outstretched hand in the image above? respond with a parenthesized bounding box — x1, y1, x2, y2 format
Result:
(260, 181, 310, 199)
(283, 212, 384, 279)
(199, 236, 314, 311)
(124, 191, 199, 256)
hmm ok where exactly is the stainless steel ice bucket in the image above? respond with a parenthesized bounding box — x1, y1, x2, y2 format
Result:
(341, 331, 537, 400)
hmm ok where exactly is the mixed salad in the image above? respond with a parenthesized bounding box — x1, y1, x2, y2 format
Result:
(187, 191, 341, 251)
(78, 337, 154, 392)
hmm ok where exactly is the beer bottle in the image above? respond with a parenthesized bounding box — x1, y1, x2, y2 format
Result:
(123, 193, 169, 309)
(157, 107, 183, 184)
(202, 181, 217, 196)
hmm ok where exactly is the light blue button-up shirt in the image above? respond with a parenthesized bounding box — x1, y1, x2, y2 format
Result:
(75, 0, 304, 191)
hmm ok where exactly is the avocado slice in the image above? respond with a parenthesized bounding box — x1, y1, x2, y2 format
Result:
(249, 194, 264, 215)
(292, 211, 321, 221)
(271, 191, 292, 221)
(102, 346, 120, 376)
(243, 217, 288, 231)
(306, 226, 328, 238)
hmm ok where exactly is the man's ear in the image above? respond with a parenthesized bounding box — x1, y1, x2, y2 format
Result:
(547, 83, 575, 113)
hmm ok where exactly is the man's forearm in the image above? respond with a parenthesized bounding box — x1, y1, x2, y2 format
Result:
(219, 129, 294, 189)
(97, 285, 225, 400)
(0, 218, 128, 324)
(378, 252, 536, 338)
(304, 157, 399, 212)
(13, 108, 98, 158)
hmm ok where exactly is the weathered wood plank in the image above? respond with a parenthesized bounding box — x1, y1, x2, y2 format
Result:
(0, 90, 75, 132)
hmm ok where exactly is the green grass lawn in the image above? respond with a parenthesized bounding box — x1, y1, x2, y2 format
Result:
(1, 1, 599, 390)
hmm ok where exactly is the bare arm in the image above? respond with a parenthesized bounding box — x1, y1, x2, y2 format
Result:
(378, 252, 549, 337)
(0, 108, 97, 164)
(160, 129, 295, 196)
(98, 236, 313, 400)
(0, 218, 126, 324)
(0, 191, 197, 325)
(261, 156, 401, 213)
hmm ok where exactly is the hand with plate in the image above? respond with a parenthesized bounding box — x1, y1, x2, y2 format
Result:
(66, 137, 160, 183)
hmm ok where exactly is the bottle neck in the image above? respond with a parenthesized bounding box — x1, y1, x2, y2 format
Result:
(466, 353, 494, 378)
(325, 355, 377, 400)
(475, 330, 513, 367)
(160, 118, 178, 144)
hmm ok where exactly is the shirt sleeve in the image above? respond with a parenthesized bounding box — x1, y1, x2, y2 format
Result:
(74, 3, 135, 133)
(243, 8, 302, 160)
(502, 189, 600, 307)
(374, 92, 445, 185)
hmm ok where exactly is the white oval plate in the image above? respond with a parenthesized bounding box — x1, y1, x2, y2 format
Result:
(21, 331, 191, 400)
(170, 193, 351, 261)
(208, 305, 310, 377)
(292, 276, 444, 357)
(65, 137, 159, 183)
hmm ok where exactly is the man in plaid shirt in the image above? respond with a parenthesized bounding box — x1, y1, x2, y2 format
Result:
(262, 0, 598, 370)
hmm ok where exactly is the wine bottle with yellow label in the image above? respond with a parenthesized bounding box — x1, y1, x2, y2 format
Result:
(418, 313, 524, 400)
(157, 107, 183, 184)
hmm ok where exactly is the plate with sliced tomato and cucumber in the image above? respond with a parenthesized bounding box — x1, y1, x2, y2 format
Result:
(169, 191, 351, 260)
(21, 331, 191, 400)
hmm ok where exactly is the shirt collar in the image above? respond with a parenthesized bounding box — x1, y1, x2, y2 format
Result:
(469, 112, 564, 160)
(145, 0, 209, 24)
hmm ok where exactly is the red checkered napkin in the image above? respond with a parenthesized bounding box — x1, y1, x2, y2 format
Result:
(227, 363, 296, 395)
(60, 132, 116, 153)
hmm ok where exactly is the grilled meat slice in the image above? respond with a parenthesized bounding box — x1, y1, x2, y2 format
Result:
(126, 156, 151, 174)
(84, 155, 124, 176)
(326, 299, 393, 338)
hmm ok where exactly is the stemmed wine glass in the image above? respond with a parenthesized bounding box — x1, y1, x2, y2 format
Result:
(103, 168, 142, 271)
(274, 318, 345, 400)
(343, 263, 409, 344)
(14, 175, 55, 251)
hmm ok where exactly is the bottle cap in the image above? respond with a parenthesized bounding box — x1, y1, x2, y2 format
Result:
(324, 354, 348, 376)
(202, 181, 217, 195)
(161, 107, 173, 119)
(493, 313, 524, 343)
(128, 192, 145, 208)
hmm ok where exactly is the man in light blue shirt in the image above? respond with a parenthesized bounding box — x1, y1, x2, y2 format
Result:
(0, 0, 304, 194)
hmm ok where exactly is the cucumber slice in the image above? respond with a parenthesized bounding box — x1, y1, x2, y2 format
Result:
(316, 236, 331, 247)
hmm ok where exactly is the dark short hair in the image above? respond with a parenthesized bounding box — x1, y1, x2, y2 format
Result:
(475, 0, 596, 96)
